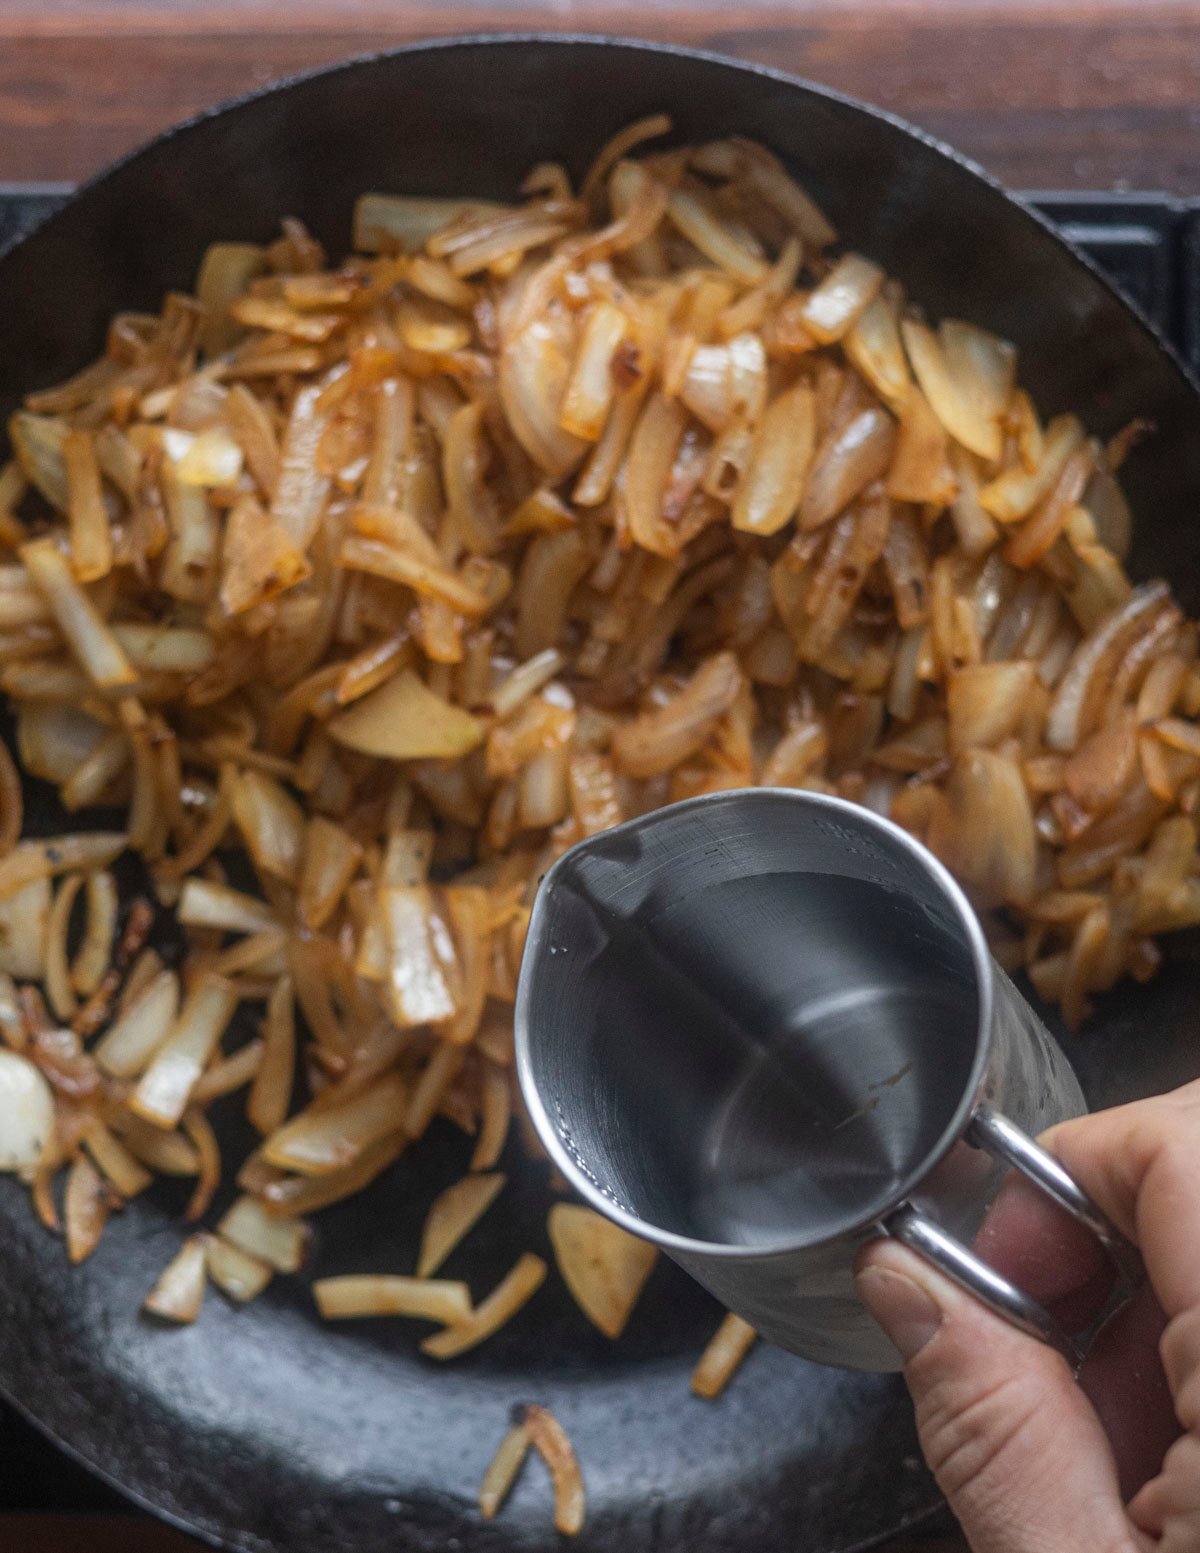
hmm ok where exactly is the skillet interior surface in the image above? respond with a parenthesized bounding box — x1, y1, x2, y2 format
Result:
(1, 35, 1200, 1553)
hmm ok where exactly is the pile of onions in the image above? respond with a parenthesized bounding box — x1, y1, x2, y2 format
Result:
(0, 111, 1192, 1532)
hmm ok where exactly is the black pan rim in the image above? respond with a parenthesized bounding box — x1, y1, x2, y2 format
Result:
(0, 1365, 226, 1550)
(0, 1362, 948, 1553)
(0, 31, 1187, 1552)
(1, 27, 1197, 415)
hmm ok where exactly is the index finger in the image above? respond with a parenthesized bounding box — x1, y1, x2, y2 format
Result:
(1042, 1079, 1200, 1321)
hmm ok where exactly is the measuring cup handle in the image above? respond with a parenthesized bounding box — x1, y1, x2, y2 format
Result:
(881, 1105, 1142, 1369)
(967, 1106, 1143, 1287)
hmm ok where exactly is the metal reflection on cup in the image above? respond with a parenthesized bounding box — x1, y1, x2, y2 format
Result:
(515, 789, 1138, 1372)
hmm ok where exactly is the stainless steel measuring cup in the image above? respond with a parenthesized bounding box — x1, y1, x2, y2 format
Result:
(515, 788, 1139, 1372)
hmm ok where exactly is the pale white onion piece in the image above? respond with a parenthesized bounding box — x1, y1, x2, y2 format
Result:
(844, 292, 911, 410)
(44, 872, 83, 1021)
(798, 407, 897, 531)
(612, 652, 743, 778)
(0, 833, 126, 903)
(381, 886, 459, 1027)
(0, 1049, 54, 1172)
(900, 319, 1010, 463)
(71, 869, 119, 997)
(160, 463, 220, 603)
(262, 1072, 409, 1177)
(94, 969, 180, 1079)
(939, 320, 1016, 444)
(379, 829, 434, 889)
(420, 1252, 547, 1360)
(691, 1312, 758, 1399)
(499, 316, 588, 479)
(730, 382, 815, 536)
(10, 411, 70, 509)
(205, 1234, 274, 1304)
(217, 1194, 310, 1272)
(144, 1236, 208, 1323)
(270, 385, 332, 552)
(681, 334, 767, 434)
(521, 1404, 586, 1537)
(130, 976, 238, 1129)
(17, 704, 108, 785)
(799, 253, 884, 344)
(1084, 464, 1133, 562)
(478, 1420, 532, 1521)
(327, 671, 485, 761)
(229, 769, 305, 884)
(174, 428, 244, 488)
(665, 188, 768, 284)
(1046, 581, 1170, 752)
(927, 750, 1038, 905)
(417, 1172, 506, 1278)
(0, 876, 50, 979)
(111, 624, 215, 673)
(979, 413, 1085, 523)
(947, 661, 1038, 753)
(0, 971, 23, 1050)
(177, 878, 277, 936)
(195, 241, 266, 356)
(314, 1274, 472, 1324)
(61, 730, 130, 813)
(489, 649, 566, 720)
(353, 194, 509, 254)
(20, 537, 136, 687)
(297, 817, 363, 931)
(548, 1202, 658, 1339)
(81, 1119, 153, 1198)
(559, 300, 629, 441)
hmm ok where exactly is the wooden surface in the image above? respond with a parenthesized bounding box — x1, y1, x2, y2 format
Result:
(0, 1517, 205, 1553)
(1, 0, 1200, 193)
(0, 1514, 968, 1552)
(1, 1, 1185, 1548)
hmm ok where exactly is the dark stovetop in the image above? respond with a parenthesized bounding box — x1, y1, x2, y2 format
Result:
(0, 184, 1198, 1530)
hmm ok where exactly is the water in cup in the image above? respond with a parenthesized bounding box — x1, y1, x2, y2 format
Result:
(575, 871, 980, 1248)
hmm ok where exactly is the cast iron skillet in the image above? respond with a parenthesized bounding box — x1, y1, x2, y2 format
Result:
(2, 34, 1200, 1553)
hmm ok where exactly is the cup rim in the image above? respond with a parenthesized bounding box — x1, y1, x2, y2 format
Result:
(514, 786, 996, 1260)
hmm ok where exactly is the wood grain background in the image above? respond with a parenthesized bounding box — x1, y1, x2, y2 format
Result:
(0, 1514, 969, 1551)
(2, 0, 1200, 191)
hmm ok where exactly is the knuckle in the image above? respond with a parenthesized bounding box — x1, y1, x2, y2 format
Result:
(1160, 1429, 1200, 1491)
(1131, 1436, 1200, 1553)
(914, 1367, 1042, 1502)
(1161, 1307, 1200, 1418)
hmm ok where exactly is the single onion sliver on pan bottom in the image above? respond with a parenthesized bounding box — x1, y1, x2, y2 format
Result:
(0, 109, 1194, 1534)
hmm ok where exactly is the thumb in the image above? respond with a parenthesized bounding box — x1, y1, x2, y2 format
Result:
(854, 1239, 1146, 1553)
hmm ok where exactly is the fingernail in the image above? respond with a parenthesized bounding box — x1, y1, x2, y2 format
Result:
(855, 1265, 943, 1362)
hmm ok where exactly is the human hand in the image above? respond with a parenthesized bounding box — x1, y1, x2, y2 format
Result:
(854, 1081, 1200, 1552)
